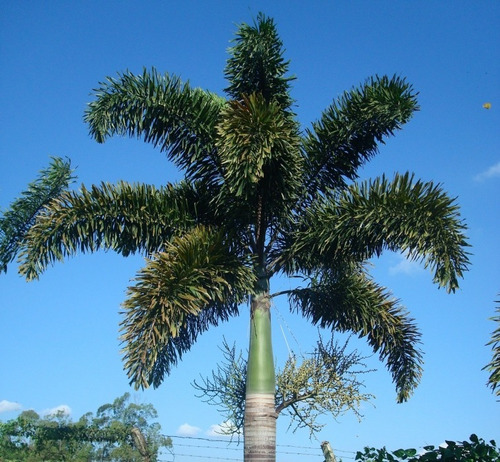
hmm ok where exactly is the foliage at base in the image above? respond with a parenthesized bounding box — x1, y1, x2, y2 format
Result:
(354, 434, 498, 462)
(193, 334, 374, 437)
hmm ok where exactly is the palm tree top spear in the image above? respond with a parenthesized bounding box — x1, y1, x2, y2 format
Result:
(5, 13, 470, 461)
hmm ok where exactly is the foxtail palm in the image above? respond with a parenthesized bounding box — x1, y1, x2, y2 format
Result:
(15, 15, 469, 462)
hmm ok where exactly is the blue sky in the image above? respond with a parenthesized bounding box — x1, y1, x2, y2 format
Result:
(1, 1, 499, 460)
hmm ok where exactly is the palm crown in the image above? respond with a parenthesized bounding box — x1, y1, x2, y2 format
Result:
(16, 14, 469, 406)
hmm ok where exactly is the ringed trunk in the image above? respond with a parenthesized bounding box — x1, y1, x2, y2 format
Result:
(244, 291, 277, 462)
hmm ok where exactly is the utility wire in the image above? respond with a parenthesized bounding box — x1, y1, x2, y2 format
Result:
(165, 453, 242, 461)
(164, 433, 356, 460)
(272, 303, 305, 358)
(166, 433, 356, 451)
(172, 442, 241, 452)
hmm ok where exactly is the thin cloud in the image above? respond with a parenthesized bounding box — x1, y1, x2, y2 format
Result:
(474, 161, 500, 182)
(177, 423, 201, 436)
(389, 255, 424, 276)
(42, 404, 71, 417)
(0, 400, 22, 413)
(206, 421, 240, 437)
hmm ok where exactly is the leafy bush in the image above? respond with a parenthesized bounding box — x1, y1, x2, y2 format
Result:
(355, 434, 498, 461)
(0, 393, 171, 461)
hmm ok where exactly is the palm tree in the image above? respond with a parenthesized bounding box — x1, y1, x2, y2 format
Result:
(13, 14, 469, 462)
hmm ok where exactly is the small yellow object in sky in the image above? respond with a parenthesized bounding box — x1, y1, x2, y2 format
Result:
(483, 102, 492, 109)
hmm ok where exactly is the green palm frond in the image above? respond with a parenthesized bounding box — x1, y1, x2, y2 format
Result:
(217, 93, 300, 196)
(215, 93, 302, 230)
(302, 76, 418, 198)
(284, 173, 469, 293)
(120, 225, 256, 388)
(84, 68, 226, 188)
(484, 298, 500, 396)
(0, 157, 74, 273)
(289, 267, 423, 402)
(18, 181, 201, 280)
(224, 13, 294, 109)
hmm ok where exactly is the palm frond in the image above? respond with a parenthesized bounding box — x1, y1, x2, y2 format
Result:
(283, 173, 469, 293)
(84, 68, 225, 188)
(289, 267, 423, 402)
(302, 75, 418, 198)
(484, 297, 500, 396)
(18, 181, 201, 280)
(0, 157, 74, 273)
(120, 226, 256, 389)
(224, 13, 294, 109)
(215, 93, 302, 231)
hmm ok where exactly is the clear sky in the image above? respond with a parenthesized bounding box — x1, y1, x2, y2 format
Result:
(1, 1, 499, 461)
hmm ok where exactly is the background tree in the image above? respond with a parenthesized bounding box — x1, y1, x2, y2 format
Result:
(0, 410, 92, 462)
(33, 411, 93, 462)
(5, 14, 470, 462)
(90, 392, 170, 462)
(0, 410, 40, 461)
(0, 393, 171, 462)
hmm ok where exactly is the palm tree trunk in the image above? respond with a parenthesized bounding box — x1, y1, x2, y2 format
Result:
(244, 289, 277, 462)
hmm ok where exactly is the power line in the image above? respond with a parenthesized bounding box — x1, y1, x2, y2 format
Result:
(166, 434, 355, 453)
(166, 434, 241, 444)
(172, 442, 241, 452)
(272, 303, 305, 358)
(166, 434, 319, 451)
(164, 433, 356, 461)
(164, 453, 242, 461)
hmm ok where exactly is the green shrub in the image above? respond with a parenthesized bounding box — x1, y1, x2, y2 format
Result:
(355, 434, 498, 461)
